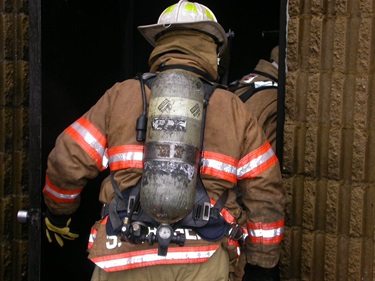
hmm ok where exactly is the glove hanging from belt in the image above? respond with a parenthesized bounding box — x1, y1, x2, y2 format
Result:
(44, 209, 79, 247)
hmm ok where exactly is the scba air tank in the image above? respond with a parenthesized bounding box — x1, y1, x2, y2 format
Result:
(140, 69, 204, 224)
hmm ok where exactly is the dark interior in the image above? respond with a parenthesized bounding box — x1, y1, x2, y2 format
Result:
(40, 1, 281, 280)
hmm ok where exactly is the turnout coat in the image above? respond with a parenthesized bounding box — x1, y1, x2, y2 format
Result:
(43, 52, 285, 272)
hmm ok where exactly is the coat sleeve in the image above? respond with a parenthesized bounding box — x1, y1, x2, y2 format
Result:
(43, 85, 117, 215)
(236, 115, 285, 268)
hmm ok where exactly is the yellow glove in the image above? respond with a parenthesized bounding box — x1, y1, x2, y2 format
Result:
(45, 213, 79, 247)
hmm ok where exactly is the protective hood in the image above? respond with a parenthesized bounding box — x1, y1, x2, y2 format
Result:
(148, 30, 219, 81)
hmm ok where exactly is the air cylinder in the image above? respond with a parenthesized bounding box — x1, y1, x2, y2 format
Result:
(140, 69, 204, 224)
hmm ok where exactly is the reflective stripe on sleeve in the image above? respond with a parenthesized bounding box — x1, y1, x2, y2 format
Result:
(64, 117, 107, 171)
(210, 198, 236, 224)
(108, 145, 144, 171)
(43, 176, 82, 203)
(237, 141, 278, 180)
(247, 219, 284, 244)
(200, 151, 238, 183)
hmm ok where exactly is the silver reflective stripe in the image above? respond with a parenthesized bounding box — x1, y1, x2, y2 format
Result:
(44, 184, 79, 200)
(201, 158, 237, 175)
(102, 148, 109, 168)
(89, 233, 95, 243)
(71, 122, 106, 157)
(249, 226, 284, 238)
(253, 81, 278, 89)
(237, 147, 275, 178)
(109, 151, 144, 164)
(95, 249, 217, 270)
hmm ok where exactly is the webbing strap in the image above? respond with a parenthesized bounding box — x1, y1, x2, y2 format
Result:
(252, 69, 278, 83)
(239, 84, 278, 103)
(108, 172, 127, 233)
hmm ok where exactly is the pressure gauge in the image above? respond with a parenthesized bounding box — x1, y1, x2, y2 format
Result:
(158, 224, 172, 239)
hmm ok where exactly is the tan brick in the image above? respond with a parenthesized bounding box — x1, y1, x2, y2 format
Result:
(14, 61, 29, 106)
(0, 108, 4, 151)
(350, 185, 366, 236)
(0, 61, 5, 106)
(17, 14, 29, 60)
(0, 242, 12, 281)
(326, 180, 339, 233)
(352, 129, 366, 181)
(12, 239, 28, 281)
(302, 179, 315, 230)
(3, 61, 15, 104)
(324, 234, 338, 280)
(1, 14, 15, 59)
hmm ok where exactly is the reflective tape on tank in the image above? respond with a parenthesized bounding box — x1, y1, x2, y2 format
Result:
(149, 96, 203, 120)
(144, 142, 198, 165)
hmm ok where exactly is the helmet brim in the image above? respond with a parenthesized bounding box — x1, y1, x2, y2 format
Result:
(138, 21, 228, 54)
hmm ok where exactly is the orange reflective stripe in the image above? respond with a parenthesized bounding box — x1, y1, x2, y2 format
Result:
(91, 244, 219, 272)
(108, 145, 144, 170)
(227, 238, 241, 260)
(43, 175, 82, 203)
(87, 226, 98, 250)
(247, 219, 284, 245)
(237, 141, 278, 180)
(200, 151, 238, 183)
(64, 117, 107, 171)
(210, 198, 236, 224)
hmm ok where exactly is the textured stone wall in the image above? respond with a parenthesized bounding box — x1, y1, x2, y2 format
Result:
(281, 0, 375, 280)
(0, 0, 29, 280)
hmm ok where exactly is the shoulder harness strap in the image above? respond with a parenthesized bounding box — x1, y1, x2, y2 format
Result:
(252, 69, 278, 83)
(239, 80, 278, 103)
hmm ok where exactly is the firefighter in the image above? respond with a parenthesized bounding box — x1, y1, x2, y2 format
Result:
(228, 47, 281, 281)
(229, 46, 279, 152)
(42, 1, 285, 281)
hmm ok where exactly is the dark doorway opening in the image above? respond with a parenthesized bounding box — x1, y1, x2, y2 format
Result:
(40, 1, 281, 280)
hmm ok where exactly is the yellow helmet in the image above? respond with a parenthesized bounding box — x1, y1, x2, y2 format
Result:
(138, 0, 228, 54)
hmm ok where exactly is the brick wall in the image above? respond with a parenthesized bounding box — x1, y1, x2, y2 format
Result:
(0, 0, 29, 280)
(281, 0, 375, 280)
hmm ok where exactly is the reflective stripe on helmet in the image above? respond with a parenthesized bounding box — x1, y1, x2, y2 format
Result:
(159, 1, 217, 23)
(185, 3, 198, 13)
(64, 117, 107, 171)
